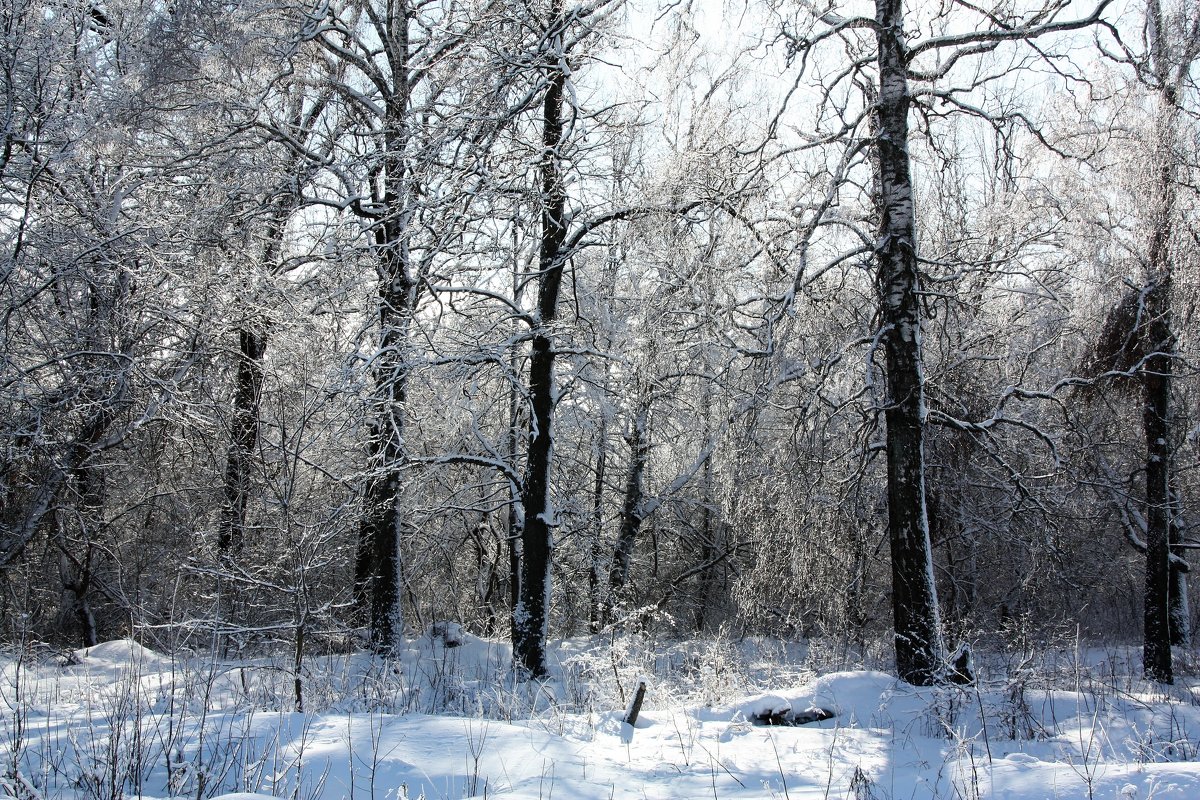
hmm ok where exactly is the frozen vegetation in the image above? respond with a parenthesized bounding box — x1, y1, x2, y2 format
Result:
(4, 634, 1200, 799)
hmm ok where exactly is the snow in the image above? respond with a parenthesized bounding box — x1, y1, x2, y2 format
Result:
(4, 637, 1200, 799)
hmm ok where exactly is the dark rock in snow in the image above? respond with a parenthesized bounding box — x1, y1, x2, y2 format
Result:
(429, 621, 464, 647)
(753, 706, 835, 726)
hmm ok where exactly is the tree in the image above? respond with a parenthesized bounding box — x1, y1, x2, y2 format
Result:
(307, 0, 490, 651)
(1112, 0, 1199, 684)
(218, 84, 333, 557)
(870, 0, 946, 684)
(775, 0, 1113, 683)
(0, 0, 256, 642)
(511, 0, 571, 677)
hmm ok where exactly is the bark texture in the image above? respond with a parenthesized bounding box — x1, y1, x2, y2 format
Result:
(1139, 0, 1196, 682)
(1141, 137, 1176, 685)
(874, 0, 945, 686)
(218, 328, 266, 554)
(514, 0, 567, 678)
(354, 0, 414, 654)
(603, 401, 649, 627)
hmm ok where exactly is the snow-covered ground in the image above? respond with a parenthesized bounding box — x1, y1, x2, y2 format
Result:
(3, 633, 1200, 799)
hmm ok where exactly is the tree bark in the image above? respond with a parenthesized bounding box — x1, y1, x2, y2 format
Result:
(354, 0, 414, 655)
(218, 327, 266, 554)
(1138, 0, 1200, 681)
(1141, 146, 1176, 685)
(218, 188, 302, 556)
(513, 0, 567, 678)
(874, 0, 945, 686)
(603, 400, 650, 627)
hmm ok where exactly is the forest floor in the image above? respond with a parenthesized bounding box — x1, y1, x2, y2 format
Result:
(3, 631, 1200, 799)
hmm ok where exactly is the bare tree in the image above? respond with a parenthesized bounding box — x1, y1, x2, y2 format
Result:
(774, 0, 1113, 683)
(1100, 0, 1200, 683)
(306, 0, 492, 651)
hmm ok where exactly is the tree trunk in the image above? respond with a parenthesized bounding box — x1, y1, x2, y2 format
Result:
(513, 0, 567, 678)
(57, 542, 98, 647)
(589, 412, 607, 633)
(218, 328, 266, 554)
(57, 417, 109, 647)
(1141, 153, 1176, 685)
(354, 1, 414, 655)
(1139, 0, 1197, 680)
(603, 400, 649, 627)
(874, 0, 945, 686)
(1142, 278, 1172, 683)
(355, 248, 414, 653)
(218, 192, 297, 556)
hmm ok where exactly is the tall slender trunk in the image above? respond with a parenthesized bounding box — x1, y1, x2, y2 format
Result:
(218, 328, 266, 554)
(54, 398, 115, 646)
(589, 410, 608, 633)
(57, 473, 101, 647)
(514, 0, 567, 678)
(1138, 0, 1200, 685)
(874, 0, 944, 686)
(218, 198, 295, 556)
(693, 382, 716, 632)
(603, 400, 649, 627)
(1141, 120, 1177, 685)
(1140, 0, 1192, 676)
(355, 1, 413, 654)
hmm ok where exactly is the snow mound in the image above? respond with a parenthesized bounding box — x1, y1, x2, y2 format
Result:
(69, 638, 168, 667)
(721, 670, 900, 727)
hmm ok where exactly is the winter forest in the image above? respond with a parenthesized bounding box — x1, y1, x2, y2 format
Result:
(2, 0, 1200, 796)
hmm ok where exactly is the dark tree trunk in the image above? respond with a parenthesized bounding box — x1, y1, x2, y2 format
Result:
(218, 328, 267, 554)
(603, 401, 649, 628)
(1138, 0, 1200, 685)
(513, 0, 567, 678)
(355, 254, 413, 653)
(218, 192, 298, 556)
(589, 414, 607, 633)
(1141, 175, 1175, 684)
(57, 549, 98, 647)
(354, 2, 413, 655)
(1142, 281, 1172, 683)
(56, 405, 113, 647)
(874, 0, 945, 686)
